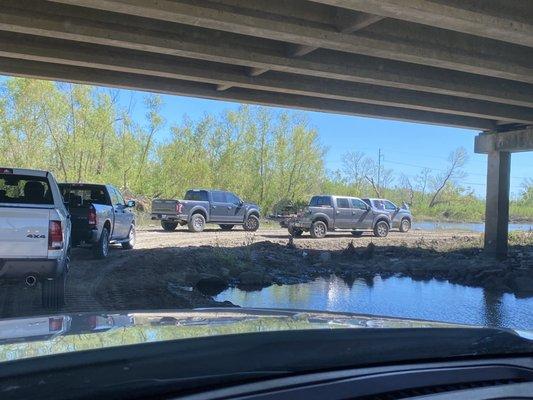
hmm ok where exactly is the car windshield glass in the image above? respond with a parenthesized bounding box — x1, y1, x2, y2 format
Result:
(184, 190, 208, 201)
(1, 12, 533, 380)
(0, 174, 52, 205)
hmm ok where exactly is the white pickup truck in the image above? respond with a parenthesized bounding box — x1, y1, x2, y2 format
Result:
(0, 167, 71, 308)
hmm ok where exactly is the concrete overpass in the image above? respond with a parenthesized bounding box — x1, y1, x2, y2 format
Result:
(0, 0, 531, 255)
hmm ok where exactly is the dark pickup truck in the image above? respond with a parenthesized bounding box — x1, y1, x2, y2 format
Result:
(59, 183, 136, 258)
(151, 189, 260, 232)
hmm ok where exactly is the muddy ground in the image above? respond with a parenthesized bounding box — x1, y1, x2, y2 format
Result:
(1, 226, 532, 318)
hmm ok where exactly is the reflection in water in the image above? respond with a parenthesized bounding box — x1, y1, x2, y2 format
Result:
(483, 291, 503, 328)
(216, 276, 533, 329)
(414, 221, 533, 233)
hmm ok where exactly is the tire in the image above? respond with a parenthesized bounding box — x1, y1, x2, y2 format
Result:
(41, 272, 66, 309)
(243, 214, 260, 232)
(93, 227, 110, 259)
(400, 218, 411, 233)
(351, 231, 363, 237)
(310, 220, 327, 239)
(188, 213, 206, 232)
(161, 221, 178, 231)
(373, 220, 390, 237)
(219, 224, 234, 231)
(288, 226, 303, 237)
(122, 225, 135, 249)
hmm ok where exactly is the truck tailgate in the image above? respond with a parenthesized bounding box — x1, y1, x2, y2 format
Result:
(152, 200, 179, 215)
(0, 207, 50, 258)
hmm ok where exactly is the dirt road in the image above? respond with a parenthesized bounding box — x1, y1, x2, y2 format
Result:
(1, 227, 531, 318)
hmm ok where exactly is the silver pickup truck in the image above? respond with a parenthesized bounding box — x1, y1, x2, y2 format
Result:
(151, 189, 260, 232)
(0, 167, 71, 308)
(59, 184, 136, 259)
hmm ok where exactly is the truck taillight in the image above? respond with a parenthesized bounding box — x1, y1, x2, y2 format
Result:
(176, 203, 183, 213)
(48, 220, 63, 250)
(88, 205, 97, 226)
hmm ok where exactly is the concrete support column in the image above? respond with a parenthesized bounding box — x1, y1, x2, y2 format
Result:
(484, 151, 511, 257)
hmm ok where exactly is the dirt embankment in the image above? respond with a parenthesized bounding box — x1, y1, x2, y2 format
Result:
(2, 227, 531, 318)
(93, 228, 533, 311)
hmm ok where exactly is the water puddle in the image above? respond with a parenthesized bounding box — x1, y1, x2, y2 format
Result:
(216, 275, 533, 329)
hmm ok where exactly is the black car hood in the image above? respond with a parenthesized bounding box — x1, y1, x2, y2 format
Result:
(0, 308, 530, 364)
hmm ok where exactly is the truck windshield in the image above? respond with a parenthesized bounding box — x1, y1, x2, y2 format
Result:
(59, 185, 110, 206)
(184, 190, 209, 201)
(0, 174, 53, 205)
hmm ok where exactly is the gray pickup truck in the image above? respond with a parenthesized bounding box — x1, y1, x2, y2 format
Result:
(59, 183, 136, 259)
(286, 195, 402, 238)
(151, 189, 260, 232)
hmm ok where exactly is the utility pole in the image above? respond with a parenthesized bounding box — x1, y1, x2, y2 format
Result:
(377, 148, 382, 193)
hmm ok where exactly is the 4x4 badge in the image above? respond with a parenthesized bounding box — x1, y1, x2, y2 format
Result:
(26, 234, 45, 239)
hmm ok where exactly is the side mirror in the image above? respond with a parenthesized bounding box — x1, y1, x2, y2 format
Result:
(126, 200, 136, 208)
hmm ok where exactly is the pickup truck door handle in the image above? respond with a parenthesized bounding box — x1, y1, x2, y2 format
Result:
(336, 211, 340, 214)
(227, 206, 232, 210)
(212, 205, 216, 209)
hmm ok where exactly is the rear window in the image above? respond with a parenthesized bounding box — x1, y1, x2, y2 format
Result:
(0, 174, 53, 205)
(60, 185, 110, 206)
(184, 190, 209, 201)
(309, 196, 332, 207)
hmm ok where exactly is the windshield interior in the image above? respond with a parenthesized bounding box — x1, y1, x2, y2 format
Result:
(0, 3, 532, 394)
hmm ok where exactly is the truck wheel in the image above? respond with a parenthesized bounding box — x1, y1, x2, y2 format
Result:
(122, 225, 135, 249)
(93, 227, 110, 259)
(351, 231, 363, 237)
(288, 227, 303, 237)
(188, 213, 206, 232)
(310, 221, 327, 239)
(243, 215, 260, 232)
(161, 221, 178, 231)
(42, 273, 66, 309)
(400, 218, 411, 233)
(219, 224, 234, 231)
(374, 221, 389, 237)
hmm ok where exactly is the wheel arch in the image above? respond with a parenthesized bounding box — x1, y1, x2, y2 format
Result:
(189, 207, 207, 220)
(312, 214, 330, 228)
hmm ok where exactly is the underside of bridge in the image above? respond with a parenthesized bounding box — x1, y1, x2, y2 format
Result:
(0, 0, 532, 255)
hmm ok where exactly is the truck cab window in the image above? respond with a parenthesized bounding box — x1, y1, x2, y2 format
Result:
(0, 174, 52, 205)
(309, 196, 332, 207)
(351, 198, 368, 210)
(336, 198, 350, 208)
(212, 191, 226, 202)
(384, 200, 397, 211)
(226, 192, 241, 204)
(184, 190, 208, 201)
(113, 187, 125, 205)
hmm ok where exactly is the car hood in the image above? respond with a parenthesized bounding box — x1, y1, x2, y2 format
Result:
(0, 308, 529, 363)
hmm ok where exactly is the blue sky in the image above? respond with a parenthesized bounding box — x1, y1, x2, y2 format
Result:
(117, 89, 532, 199)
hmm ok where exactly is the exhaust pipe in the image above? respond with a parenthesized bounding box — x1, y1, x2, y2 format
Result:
(25, 275, 37, 287)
